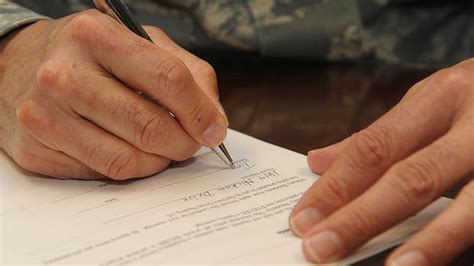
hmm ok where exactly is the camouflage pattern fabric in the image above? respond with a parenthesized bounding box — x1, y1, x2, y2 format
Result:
(1, 0, 473, 67)
(0, 0, 49, 36)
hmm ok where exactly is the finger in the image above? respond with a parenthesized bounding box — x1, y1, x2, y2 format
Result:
(143, 26, 220, 103)
(68, 12, 228, 147)
(144, 26, 228, 121)
(290, 80, 457, 236)
(300, 122, 473, 263)
(65, 71, 199, 161)
(17, 100, 170, 180)
(387, 180, 474, 266)
(10, 130, 103, 180)
(307, 135, 352, 174)
(27, 150, 104, 180)
(101, 35, 227, 148)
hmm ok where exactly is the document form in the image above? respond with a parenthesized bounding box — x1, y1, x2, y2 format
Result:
(0, 130, 451, 265)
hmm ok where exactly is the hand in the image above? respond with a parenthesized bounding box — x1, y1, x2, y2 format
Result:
(0, 10, 228, 180)
(290, 59, 474, 265)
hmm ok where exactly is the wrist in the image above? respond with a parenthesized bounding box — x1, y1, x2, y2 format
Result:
(0, 20, 52, 150)
(0, 20, 51, 60)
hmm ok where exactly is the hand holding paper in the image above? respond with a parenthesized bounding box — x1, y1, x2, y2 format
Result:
(291, 58, 474, 265)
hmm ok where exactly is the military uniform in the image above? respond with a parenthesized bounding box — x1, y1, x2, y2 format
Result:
(1, 0, 473, 67)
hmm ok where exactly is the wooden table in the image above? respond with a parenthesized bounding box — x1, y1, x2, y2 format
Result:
(215, 59, 473, 265)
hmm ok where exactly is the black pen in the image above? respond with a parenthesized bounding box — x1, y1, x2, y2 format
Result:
(93, 0, 235, 169)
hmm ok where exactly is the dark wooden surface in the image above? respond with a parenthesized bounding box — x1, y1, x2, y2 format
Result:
(215, 60, 473, 265)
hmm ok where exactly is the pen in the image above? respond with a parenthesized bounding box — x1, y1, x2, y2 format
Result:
(93, 0, 235, 169)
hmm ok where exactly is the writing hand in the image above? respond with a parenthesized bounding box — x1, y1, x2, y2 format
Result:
(0, 10, 228, 180)
(290, 59, 474, 265)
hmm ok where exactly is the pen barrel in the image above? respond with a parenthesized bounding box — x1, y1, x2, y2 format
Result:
(93, 0, 153, 42)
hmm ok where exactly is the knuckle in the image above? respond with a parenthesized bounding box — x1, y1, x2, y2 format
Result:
(66, 11, 104, 45)
(318, 176, 353, 207)
(133, 111, 199, 161)
(353, 127, 394, 169)
(36, 61, 74, 95)
(104, 149, 138, 180)
(14, 147, 38, 172)
(391, 159, 439, 203)
(201, 62, 217, 80)
(36, 61, 63, 89)
(16, 100, 38, 130)
(431, 67, 466, 96)
(81, 145, 137, 180)
(16, 100, 55, 134)
(81, 144, 101, 172)
(434, 68, 460, 83)
(154, 58, 190, 98)
(134, 112, 168, 149)
(199, 62, 218, 83)
(344, 205, 376, 238)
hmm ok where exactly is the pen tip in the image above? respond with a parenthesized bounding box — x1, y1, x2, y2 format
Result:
(230, 163, 236, 169)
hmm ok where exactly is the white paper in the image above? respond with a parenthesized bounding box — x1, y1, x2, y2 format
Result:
(0, 130, 451, 265)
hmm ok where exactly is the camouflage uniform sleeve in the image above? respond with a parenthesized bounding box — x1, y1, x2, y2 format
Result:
(185, 0, 473, 67)
(0, 0, 50, 38)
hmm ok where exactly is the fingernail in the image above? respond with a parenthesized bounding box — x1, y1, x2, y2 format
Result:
(290, 208, 322, 237)
(391, 251, 429, 266)
(303, 231, 341, 262)
(203, 123, 227, 147)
